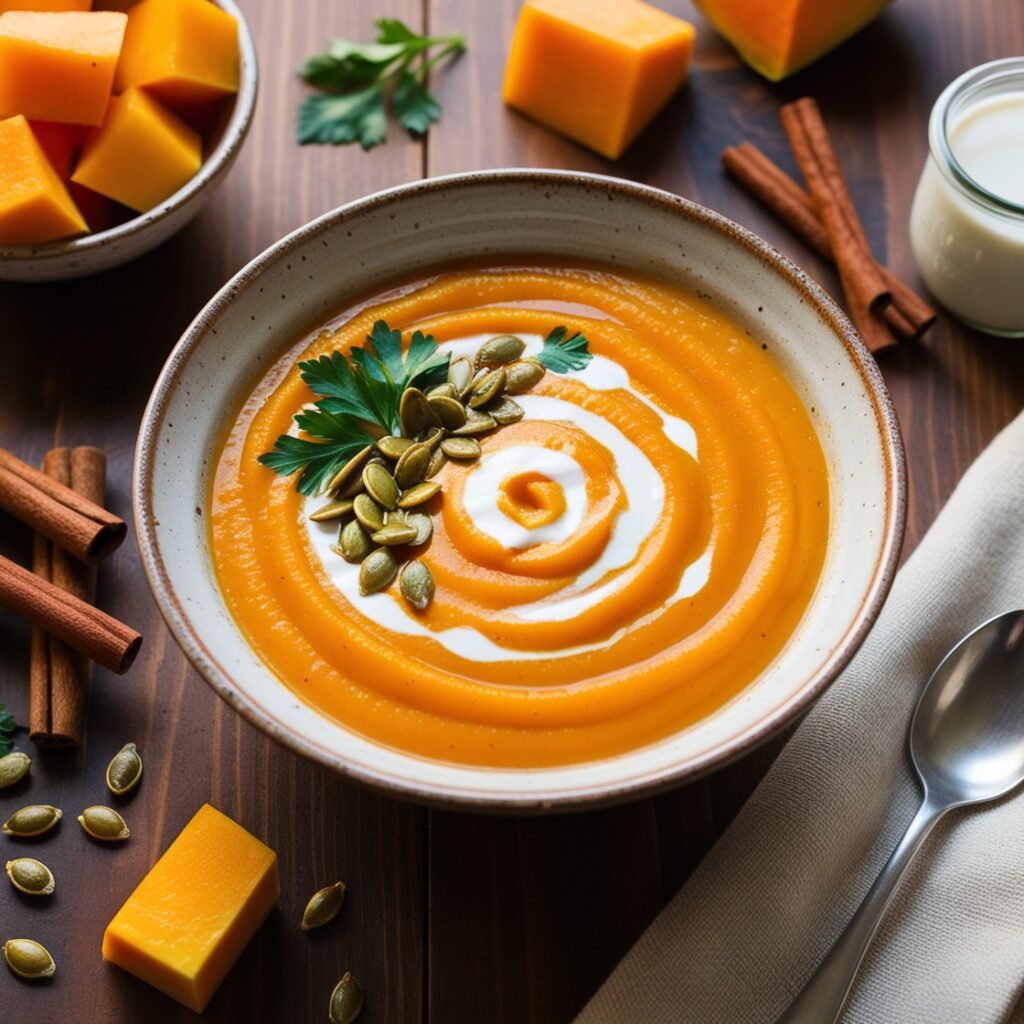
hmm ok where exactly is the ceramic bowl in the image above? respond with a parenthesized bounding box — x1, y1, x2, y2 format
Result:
(0, 0, 257, 283)
(134, 170, 906, 811)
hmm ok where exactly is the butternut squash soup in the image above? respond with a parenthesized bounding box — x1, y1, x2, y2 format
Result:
(209, 264, 829, 768)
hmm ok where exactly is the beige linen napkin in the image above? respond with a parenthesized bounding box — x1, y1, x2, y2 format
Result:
(576, 410, 1024, 1024)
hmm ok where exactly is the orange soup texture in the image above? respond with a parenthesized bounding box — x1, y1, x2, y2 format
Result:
(210, 265, 829, 768)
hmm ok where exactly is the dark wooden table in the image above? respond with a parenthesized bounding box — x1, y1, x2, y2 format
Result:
(2, 1, 1023, 1020)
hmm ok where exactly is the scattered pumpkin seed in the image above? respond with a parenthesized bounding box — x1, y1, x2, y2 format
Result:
(399, 560, 435, 611)
(426, 382, 458, 400)
(396, 480, 441, 508)
(452, 407, 497, 436)
(405, 512, 433, 546)
(504, 358, 546, 394)
(359, 548, 398, 595)
(338, 520, 373, 563)
(325, 445, 373, 496)
(352, 494, 385, 533)
(399, 388, 438, 438)
(394, 443, 431, 489)
(0, 751, 30, 790)
(486, 396, 525, 425)
(468, 367, 507, 408)
(301, 881, 346, 932)
(440, 437, 482, 460)
(426, 448, 447, 478)
(309, 499, 354, 523)
(362, 462, 399, 511)
(371, 523, 418, 547)
(376, 436, 414, 460)
(448, 356, 474, 397)
(105, 743, 143, 796)
(3, 939, 55, 981)
(329, 971, 364, 1024)
(427, 394, 468, 430)
(6, 858, 54, 897)
(2, 805, 61, 838)
(337, 474, 366, 501)
(469, 366, 490, 389)
(476, 334, 525, 366)
(78, 805, 129, 842)
(418, 426, 444, 451)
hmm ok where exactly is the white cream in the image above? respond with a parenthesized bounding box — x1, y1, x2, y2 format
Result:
(304, 334, 711, 662)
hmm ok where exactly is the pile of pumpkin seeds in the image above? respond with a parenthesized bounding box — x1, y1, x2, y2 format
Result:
(310, 333, 546, 609)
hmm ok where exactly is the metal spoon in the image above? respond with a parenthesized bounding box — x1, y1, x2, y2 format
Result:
(780, 609, 1024, 1024)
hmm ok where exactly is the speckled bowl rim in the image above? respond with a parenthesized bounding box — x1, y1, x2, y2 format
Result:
(0, 0, 257, 267)
(134, 169, 907, 812)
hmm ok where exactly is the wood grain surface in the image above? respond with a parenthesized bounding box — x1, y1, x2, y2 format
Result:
(1, 1, 1022, 1021)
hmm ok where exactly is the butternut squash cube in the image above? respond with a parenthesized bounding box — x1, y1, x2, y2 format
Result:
(693, 0, 892, 80)
(29, 120, 83, 176)
(115, 0, 239, 107)
(0, 11, 126, 125)
(502, 0, 694, 160)
(72, 86, 202, 212)
(0, 114, 86, 244)
(0, 0, 91, 11)
(102, 804, 279, 1013)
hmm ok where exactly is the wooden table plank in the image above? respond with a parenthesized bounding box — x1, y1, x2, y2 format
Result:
(423, 1, 1024, 1021)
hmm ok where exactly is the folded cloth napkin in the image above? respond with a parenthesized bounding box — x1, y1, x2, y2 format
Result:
(576, 411, 1024, 1024)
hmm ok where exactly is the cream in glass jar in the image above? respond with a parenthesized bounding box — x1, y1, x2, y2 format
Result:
(910, 58, 1024, 337)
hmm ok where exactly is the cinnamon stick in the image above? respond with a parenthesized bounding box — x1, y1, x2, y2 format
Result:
(780, 99, 895, 353)
(0, 554, 141, 675)
(0, 446, 126, 565)
(721, 143, 936, 338)
(30, 448, 106, 747)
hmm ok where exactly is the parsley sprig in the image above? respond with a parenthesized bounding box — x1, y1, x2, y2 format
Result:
(259, 321, 451, 495)
(537, 326, 593, 373)
(298, 18, 465, 149)
(0, 700, 19, 757)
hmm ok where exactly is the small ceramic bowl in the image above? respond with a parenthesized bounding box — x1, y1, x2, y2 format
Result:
(135, 170, 906, 811)
(0, 0, 257, 283)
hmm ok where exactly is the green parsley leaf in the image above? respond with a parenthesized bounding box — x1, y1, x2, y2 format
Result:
(536, 326, 593, 373)
(298, 86, 387, 149)
(298, 18, 464, 150)
(393, 70, 442, 135)
(0, 702, 19, 757)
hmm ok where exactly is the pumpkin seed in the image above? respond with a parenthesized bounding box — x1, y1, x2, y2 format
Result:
(371, 523, 418, 547)
(376, 435, 414, 460)
(505, 358, 546, 394)
(0, 751, 30, 790)
(397, 480, 441, 508)
(405, 513, 433, 546)
(394, 443, 431, 489)
(329, 971, 364, 1024)
(362, 462, 399, 511)
(301, 881, 346, 932)
(6, 858, 54, 896)
(353, 494, 385, 533)
(106, 743, 143, 796)
(338, 520, 373, 563)
(2, 805, 61, 838)
(486, 396, 525, 425)
(309, 499, 354, 523)
(426, 449, 447, 478)
(399, 387, 439, 438)
(337, 474, 366, 501)
(448, 356, 474, 397)
(427, 394, 467, 430)
(399, 560, 435, 611)
(78, 805, 129, 842)
(440, 437, 482, 460)
(3, 939, 55, 980)
(325, 445, 373, 496)
(451, 407, 497, 436)
(476, 334, 525, 366)
(417, 426, 444, 451)
(470, 366, 489, 389)
(359, 548, 398, 595)
(468, 367, 506, 408)
(426, 382, 458, 400)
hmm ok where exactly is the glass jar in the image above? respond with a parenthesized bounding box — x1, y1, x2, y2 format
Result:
(910, 58, 1024, 337)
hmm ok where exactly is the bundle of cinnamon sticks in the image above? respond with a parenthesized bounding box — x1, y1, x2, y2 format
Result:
(0, 445, 142, 748)
(722, 97, 935, 353)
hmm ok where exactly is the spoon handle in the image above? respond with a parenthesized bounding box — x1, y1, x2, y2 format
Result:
(778, 794, 947, 1024)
